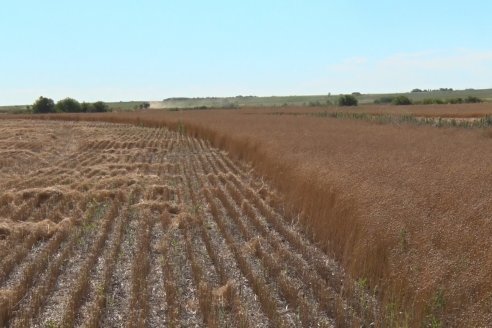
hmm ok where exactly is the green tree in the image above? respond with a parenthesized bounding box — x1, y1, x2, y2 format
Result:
(338, 95, 358, 107)
(464, 96, 482, 103)
(32, 96, 55, 113)
(449, 98, 463, 104)
(55, 98, 82, 113)
(91, 101, 110, 112)
(374, 96, 395, 104)
(81, 102, 93, 112)
(392, 96, 412, 105)
(138, 102, 151, 110)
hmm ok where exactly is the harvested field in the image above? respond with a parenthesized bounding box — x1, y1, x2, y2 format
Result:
(0, 120, 377, 327)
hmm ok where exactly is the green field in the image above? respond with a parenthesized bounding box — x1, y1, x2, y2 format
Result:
(0, 105, 30, 114)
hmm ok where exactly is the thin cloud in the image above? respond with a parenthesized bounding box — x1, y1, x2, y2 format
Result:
(330, 56, 369, 72)
(379, 49, 492, 71)
(324, 49, 492, 93)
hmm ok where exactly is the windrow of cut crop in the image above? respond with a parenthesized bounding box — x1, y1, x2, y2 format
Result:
(0, 219, 75, 326)
(1, 200, 105, 326)
(190, 152, 260, 327)
(60, 201, 119, 327)
(126, 208, 152, 328)
(0, 230, 44, 286)
(180, 154, 238, 327)
(9, 203, 111, 327)
(81, 206, 130, 328)
(211, 167, 362, 325)
(203, 187, 289, 327)
(224, 177, 364, 325)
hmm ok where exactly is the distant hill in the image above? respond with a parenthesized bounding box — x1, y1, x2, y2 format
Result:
(151, 88, 492, 109)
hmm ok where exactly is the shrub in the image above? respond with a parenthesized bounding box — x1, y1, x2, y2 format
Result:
(81, 102, 93, 112)
(138, 102, 151, 110)
(222, 103, 240, 109)
(55, 98, 82, 113)
(338, 95, 358, 107)
(374, 96, 395, 104)
(32, 96, 55, 113)
(392, 96, 412, 106)
(422, 98, 445, 105)
(418, 97, 482, 105)
(308, 100, 332, 107)
(464, 96, 482, 103)
(80, 101, 110, 112)
(448, 98, 463, 104)
(91, 101, 110, 112)
(308, 101, 322, 107)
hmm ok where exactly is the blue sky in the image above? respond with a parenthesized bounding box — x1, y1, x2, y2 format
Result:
(1, 0, 492, 105)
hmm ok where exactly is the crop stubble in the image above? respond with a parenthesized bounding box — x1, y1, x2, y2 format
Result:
(0, 120, 374, 327)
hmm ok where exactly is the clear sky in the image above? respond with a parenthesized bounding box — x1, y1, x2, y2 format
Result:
(1, 0, 492, 105)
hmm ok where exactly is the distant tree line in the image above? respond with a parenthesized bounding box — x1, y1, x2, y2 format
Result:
(163, 95, 257, 101)
(31, 97, 110, 114)
(411, 88, 454, 93)
(418, 96, 482, 105)
(374, 95, 482, 106)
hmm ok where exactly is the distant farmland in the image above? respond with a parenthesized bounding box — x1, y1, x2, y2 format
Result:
(151, 88, 492, 109)
(2, 88, 492, 114)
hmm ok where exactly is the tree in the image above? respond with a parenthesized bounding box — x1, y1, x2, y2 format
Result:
(449, 98, 463, 104)
(91, 101, 110, 112)
(81, 102, 93, 112)
(464, 96, 482, 103)
(374, 96, 395, 104)
(138, 102, 150, 110)
(338, 95, 358, 107)
(32, 96, 55, 113)
(55, 98, 82, 113)
(392, 96, 412, 105)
